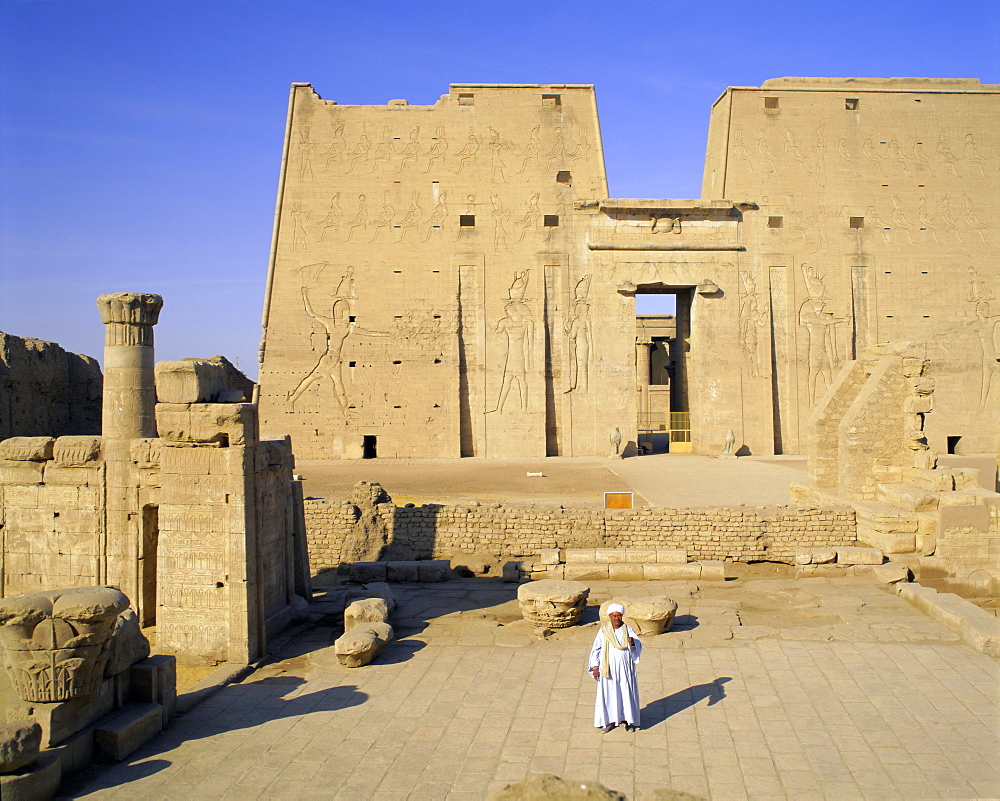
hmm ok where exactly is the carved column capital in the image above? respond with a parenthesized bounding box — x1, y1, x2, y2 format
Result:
(97, 293, 163, 346)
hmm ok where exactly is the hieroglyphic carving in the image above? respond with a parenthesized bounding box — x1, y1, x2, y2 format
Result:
(569, 134, 591, 163)
(517, 126, 541, 175)
(422, 127, 448, 173)
(368, 192, 395, 243)
(546, 126, 566, 165)
(346, 129, 372, 174)
(322, 123, 346, 172)
(861, 138, 885, 176)
(397, 126, 420, 171)
(395, 191, 422, 242)
(890, 195, 914, 243)
(565, 274, 592, 393)
(783, 131, 810, 175)
(345, 194, 369, 242)
(799, 264, 846, 405)
(488, 127, 509, 183)
(936, 133, 960, 176)
(757, 130, 776, 174)
(368, 128, 393, 173)
(963, 195, 988, 243)
(733, 130, 756, 175)
(886, 139, 910, 175)
(290, 202, 310, 252)
(964, 134, 987, 176)
(488, 271, 533, 413)
(297, 126, 317, 182)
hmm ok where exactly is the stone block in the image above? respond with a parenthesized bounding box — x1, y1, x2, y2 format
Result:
(155, 359, 228, 404)
(0, 749, 61, 801)
(416, 560, 451, 582)
(94, 703, 163, 762)
(154, 402, 256, 447)
(128, 655, 177, 723)
(563, 549, 596, 564)
(52, 436, 102, 466)
(386, 561, 419, 583)
(349, 562, 387, 583)
(835, 547, 884, 565)
(563, 564, 609, 582)
(856, 526, 916, 554)
(625, 548, 658, 564)
(600, 597, 677, 635)
(0, 721, 42, 773)
(793, 548, 837, 565)
(959, 606, 1000, 658)
(607, 564, 644, 581)
(643, 563, 702, 580)
(359, 582, 397, 611)
(538, 549, 561, 566)
(655, 549, 688, 564)
(950, 469, 981, 490)
(344, 597, 390, 630)
(593, 548, 623, 564)
(540, 565, 565, 580)
(699, 560, 727, 581)
(0, 437, 54, 461)
(517, 579, 590, 629)
(939, 504, 990, 535)
(334, 622, 393, 667)
(876, 483, 939, 511)
(502, 561, 523, 582)
(872, 563, 911, 584)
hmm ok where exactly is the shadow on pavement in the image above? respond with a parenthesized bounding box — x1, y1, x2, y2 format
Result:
(640, 676, 732, 729)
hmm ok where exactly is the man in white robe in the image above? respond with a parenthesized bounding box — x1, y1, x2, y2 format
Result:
(588, 603, 642, 732)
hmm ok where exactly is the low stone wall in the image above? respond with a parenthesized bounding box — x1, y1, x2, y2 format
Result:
(303, 500, 857, 575)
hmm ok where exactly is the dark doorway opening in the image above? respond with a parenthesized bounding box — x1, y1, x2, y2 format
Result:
(947, 436, 961, 455)
(363, 435, 378, 459)
(635, 286, 692, 453)
(140, 505, 158, 626)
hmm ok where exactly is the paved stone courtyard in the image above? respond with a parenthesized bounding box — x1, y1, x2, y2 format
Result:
(62, 576, 1000, 800)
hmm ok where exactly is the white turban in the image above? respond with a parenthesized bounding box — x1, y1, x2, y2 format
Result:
(607, 603, 625, 615)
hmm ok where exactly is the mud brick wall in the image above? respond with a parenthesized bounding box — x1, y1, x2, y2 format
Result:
(303, 500, 857, 574)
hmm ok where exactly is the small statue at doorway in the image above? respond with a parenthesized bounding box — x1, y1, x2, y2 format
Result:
(610, 426, 623, 458)
(720, 429, 737, 459)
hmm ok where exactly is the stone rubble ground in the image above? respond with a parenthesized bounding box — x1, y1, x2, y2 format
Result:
(59, 574, 1000, 800)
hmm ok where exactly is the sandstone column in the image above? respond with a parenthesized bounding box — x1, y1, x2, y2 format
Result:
(636, 339, 652, 387)
(96, 293, 163, 439)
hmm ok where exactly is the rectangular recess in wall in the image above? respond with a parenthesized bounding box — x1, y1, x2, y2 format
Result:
(541, 94, 562, 108)
(845, 98, 859, 110)
(764, 97, 779, 109)
(457, 93, 474, 105)
(459, 215, 476, 227)
(767, 216, 783, 228)
(556, 171, 572, 183)
(850, 217, 865, 229)
(543, 215, 559, 227)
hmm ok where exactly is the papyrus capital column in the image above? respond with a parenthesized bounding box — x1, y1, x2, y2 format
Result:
(636, 339, 653, 387)
(97, 292, 163, 439)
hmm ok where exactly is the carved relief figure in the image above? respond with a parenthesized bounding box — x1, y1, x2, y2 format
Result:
(368, 192, 395, 242)
(297, 127, 317, 182)
(488, 271, 534, 413)
(517, 126, 541, 175)
(861, 139, 885, 176)
(345, 194, 369, 242)
(454, 131, 480, 173)
(783, 131, 810, 175)
(966, 270, 1000, 409)
(288, 266, 387, 414)
(346, 130, 372, 174)
(368, 128, 394, 173)
(912, 139, 934, 175)
(515, 193, 541, 241)
(890, 195, 914, 244)
(546, 127, 566, 165)
(886, 139, 910, 175)
(917, 195, 939, 242)
(395, 191, 422, 242)
(422, 128, 448, 173)
(733, 130, 756, 174)
(565, 274, 593, 393)
(964, 134, 987, 176)
(491, 193, 510, 252)
(936, 133, 960, 176)
(568, 134, 591, 163)
(739, 271, 768, 377)
(963, 195, 988, 243)
(488, 127, 509, 183)
(422, 190, 449, 241)
(398, 126, 421, 171)
(290, 203, 310, 252)
(322, 123, 347, 172)
(318, 193, 343, 242)
(799, 264, 846, 405)
(757, 130, 776, 174)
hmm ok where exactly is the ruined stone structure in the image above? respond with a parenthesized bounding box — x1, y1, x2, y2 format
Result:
(0, 331, 102, 440)
(257, 78, 998, 459)
(0, 294, 311, 666)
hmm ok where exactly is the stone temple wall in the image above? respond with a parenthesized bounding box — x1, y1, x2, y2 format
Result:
(302, 497, 856, 574)
(0, 331, 102, 440)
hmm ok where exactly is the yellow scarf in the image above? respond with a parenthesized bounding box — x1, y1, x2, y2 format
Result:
(599, 621, 629, 678)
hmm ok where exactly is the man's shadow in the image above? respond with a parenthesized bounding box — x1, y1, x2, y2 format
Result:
(640, 676, 732, 729)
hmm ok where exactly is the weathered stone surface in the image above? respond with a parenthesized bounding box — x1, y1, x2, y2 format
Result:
(0, 437, 54, 462)
(564, 549, 597, 565)
(607, 564, 644, 581)
(416, 560, 451, 582)
(128, 655, 177, 723)
(517, 579, 590, 629)
(0, 331, 102, 441)
(155, 359, 229, 404)
(699, 560, 727, 581)
(0, 748, 61, 801)
(349, 562, 388, 583)
(347, 582, 397, 613)
(794, 548, 837, 565)
(538, 549, 561, 566)
(0, 587, 129, 702)
(655, 549, 689, 564)
(104, 609, 151, 677)
(491, 773, 626, 800)
(563, 564, 610, 582)
(0, 721, 41, 774)
(600, 597, 678, 636)
(334, 622, 393, 667)
(643, 563, 702, 580)
(450, 551, 496, 576)
(154, 402, 256, 446)
(344, 598, 390, 631)
(386, 561, 419, 583)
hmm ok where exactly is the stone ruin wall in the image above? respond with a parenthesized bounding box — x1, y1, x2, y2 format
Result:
(0, 331, 102, 440)
(303, 498, 856, 574)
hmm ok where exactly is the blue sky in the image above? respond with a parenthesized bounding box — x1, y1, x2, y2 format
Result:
(2, 0, 998, 378)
